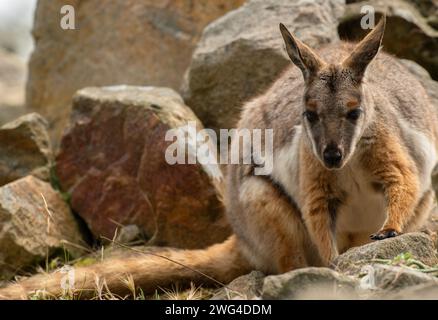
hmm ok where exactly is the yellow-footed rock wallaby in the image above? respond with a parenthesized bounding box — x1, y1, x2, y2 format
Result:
(1, 16, 437, 299)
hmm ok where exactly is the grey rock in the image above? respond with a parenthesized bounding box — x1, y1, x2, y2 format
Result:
(262, 267, 359, 300)
(211, 271, 265, 300)
(114, 225, 143, 245)
(360, 264, 438, 293)
(339, 0, 438, 80)
(387, 282, 438, 299)
(181, 0, 345, 131)
(335, 233, 438, 275)
(346, 0, 438, 30)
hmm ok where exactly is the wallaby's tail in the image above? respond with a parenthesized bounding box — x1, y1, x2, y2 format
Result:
(0, 235, 251, 299)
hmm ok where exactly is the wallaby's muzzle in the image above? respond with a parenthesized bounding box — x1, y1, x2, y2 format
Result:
(322, 143, 343, 169)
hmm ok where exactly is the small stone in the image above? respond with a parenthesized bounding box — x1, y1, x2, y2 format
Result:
(0, 113, 52, 186)
(211, 271, 265, 300)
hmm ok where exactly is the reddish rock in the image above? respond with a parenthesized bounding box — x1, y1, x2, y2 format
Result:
(56, 86, 230, 249)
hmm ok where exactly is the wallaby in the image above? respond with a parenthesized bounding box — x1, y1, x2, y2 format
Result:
(1, 16, 437, 299)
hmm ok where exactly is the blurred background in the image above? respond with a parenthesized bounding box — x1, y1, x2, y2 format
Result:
(0, 0, 36, 124)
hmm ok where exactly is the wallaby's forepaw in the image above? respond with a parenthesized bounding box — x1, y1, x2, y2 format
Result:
(370, 228, 400, 240)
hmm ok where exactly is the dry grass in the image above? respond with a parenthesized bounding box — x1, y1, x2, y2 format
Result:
(27, 276, 217, 300)
(19, 237, 223, 300)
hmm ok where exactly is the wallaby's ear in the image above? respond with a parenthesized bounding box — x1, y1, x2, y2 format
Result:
(279, 23, 325, 82)
(342, 15, 386, 82)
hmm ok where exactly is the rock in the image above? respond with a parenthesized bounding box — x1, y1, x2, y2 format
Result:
(346, 0, 438, 30)
(338, 0, 438, 80)
(114, 224, 144, 245)
(387, 282, 438, 299)
(406, 0, 438, 30)
(335, 233, 438, 275)
(56, 86, 230, 249)
(181, 0, 345, 131)
(360, 264, 438, 294)
(0, 176, 84, 279)
(0, 113, 52, 186)
(211, 271, 265, 300)
(262, 268, 359, 300)
(27, 0, 245, 144)
(0, 49, 26, 125)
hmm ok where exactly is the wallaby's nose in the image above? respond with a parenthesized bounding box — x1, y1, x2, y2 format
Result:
(323, 144, 342, 168)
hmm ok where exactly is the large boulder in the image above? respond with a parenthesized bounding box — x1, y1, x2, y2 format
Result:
(27, 0, 245, 143)
(335, 233, 438, 275)
(338, 0, 438, 80)
(0, 113, 52, 186)
(0, 176, 84, 279)
(55, 86, 230, 249)
(181, 0, 345, 131)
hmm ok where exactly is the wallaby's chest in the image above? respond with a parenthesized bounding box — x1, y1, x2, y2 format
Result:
(271, 124, 436, 235)
(334, 163, 387, 234)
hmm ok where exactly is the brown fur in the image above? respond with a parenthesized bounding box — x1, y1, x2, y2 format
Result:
(1, 17, 437, 299)
(0, 236, 249, 299)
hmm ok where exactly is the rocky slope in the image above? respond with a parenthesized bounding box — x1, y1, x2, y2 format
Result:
(0, 0, 437, 299)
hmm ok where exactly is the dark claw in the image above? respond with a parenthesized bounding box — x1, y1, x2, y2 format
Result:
(370, 228, 399, 241)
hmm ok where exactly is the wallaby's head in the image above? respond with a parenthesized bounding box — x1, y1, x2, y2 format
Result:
(280, 16, 386, 169)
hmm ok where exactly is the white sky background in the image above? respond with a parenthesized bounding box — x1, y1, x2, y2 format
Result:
(0, 0, 37, 60)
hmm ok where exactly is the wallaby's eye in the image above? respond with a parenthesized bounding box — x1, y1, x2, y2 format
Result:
(346, 109, 362, 121)
(303, 111, 319, 124)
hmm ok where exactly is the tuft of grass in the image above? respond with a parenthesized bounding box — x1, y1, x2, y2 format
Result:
(73, 257, 98, 268)
(49, 165, 71, 204)
(367, 252, 438, 276)
(152, 283, 216, 300)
